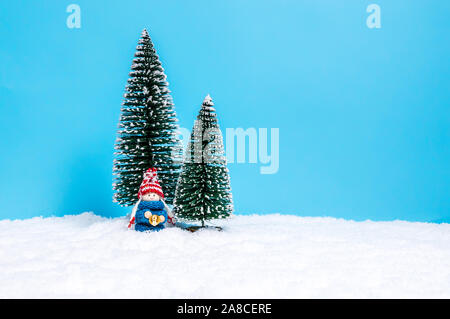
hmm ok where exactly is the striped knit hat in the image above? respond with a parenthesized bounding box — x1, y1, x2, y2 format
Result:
(138, 168, 164, 199)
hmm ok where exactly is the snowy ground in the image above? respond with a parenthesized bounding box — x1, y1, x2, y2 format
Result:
(1, 213, 449, 298)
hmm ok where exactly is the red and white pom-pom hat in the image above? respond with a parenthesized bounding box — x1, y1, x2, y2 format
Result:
(137, 167, 164, 199)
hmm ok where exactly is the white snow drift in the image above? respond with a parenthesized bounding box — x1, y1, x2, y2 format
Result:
(1, 213, 449, 298)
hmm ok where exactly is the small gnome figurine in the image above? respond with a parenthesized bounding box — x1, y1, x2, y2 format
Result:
(127, 168, 175, 232)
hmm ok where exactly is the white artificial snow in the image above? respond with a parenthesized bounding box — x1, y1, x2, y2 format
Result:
(1, 213, 450, 298)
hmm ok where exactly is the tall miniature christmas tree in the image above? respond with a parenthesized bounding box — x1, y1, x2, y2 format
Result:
(174, 95, 233, 226)
(113, 29, 182, 206)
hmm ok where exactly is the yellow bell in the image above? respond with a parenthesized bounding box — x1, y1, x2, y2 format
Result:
(146, 212, 165, 226)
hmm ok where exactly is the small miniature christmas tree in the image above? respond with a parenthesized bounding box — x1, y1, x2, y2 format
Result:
(174, 95, 233, 226)
(113, 29, 182, 206)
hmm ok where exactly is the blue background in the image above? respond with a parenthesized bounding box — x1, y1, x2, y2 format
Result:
(0, 0, 448, 222)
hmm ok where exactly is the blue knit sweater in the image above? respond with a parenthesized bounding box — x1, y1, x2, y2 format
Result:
(135, 200, 167, 232)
